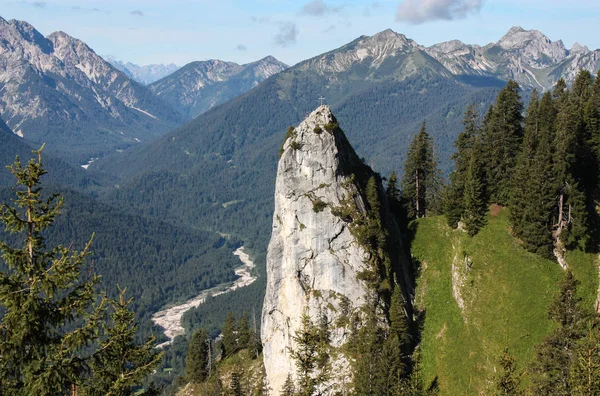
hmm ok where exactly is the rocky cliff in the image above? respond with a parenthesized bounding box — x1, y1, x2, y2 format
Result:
(261, 106, 412, 394)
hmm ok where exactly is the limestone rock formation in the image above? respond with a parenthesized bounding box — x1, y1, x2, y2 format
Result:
(261, 106, 412, 394)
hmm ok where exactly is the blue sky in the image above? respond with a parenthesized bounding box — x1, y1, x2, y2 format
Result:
(2, 0, 600, 67)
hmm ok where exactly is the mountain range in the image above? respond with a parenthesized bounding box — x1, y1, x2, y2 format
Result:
(149, 56, 288, 119)
(106, 58, 180, 85)
(0, 16, 286, 163)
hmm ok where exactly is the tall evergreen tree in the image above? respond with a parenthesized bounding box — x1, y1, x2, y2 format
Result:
(84, 288, 163, 396)
(462, 147, 488, 237)
(0, 149, 160, 394)
(184, 328, 211, 383)
(529, 271, 585, 395)
(445, 104, 481, 228)
(222, 312, 238, 358)
(281, 374, 297, 396)
(401, 122, 441, 219)
(0, 149, 107, 394)
(569, 317, 600, 395)
(237, 311, 251, 350)
(554, 83, 590, 249)
(482, 80, 524, 205)
(289, 310, 319, 396)
(511, 92, 557, 256)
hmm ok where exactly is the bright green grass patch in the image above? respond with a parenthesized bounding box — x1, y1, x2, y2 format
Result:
(412, 208, 598, 395)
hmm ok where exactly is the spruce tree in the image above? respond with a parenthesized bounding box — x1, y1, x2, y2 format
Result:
(281, 374, 297, 396)
(84, 288, 163, 396)
(511, 92, 557, 257)
(184, 327, 211, 383)
(289, 310, 319, 396)
(401, 122, 441, 219)
(237, 311, 251, 350)
(569, 318, 600, 395)
(445, 104, 481, 228)
(462, 147, 487, 237)
(222, 312, 238, 358)
(554, 85, 590, 249)
(389, 284, 410, 352)
(482, 80, 524, 205)
(529, 271, 585, 395)
(0, 149, 107, 394)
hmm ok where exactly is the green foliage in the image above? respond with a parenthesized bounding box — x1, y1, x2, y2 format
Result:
(281, 374, 296, 395)
(0, 149, 106, 394)
(184, 328, 211, 383)
(401, 122, 442, 219)
(280, 126, 297, 157)
(569, 318, 600, 395)
(495, 348, 520, 395)
(289, 310, 320, 396)
(482, 80, 524, 205)
(84, 288, 163, 396)
(528, 271, 586, 395)
(313, 126, 323, 134)
(0, 150, 159, 394)
(222, 312, 238, 358)
(323, 122, 338, 133)
(312, 199, 327, 213)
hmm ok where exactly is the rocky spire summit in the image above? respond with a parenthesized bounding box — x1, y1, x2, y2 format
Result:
(261, 106, 412, 394)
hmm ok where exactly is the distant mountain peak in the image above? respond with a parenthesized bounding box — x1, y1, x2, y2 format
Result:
(571, 42, 589, 55)
(497, 26, 561, 50)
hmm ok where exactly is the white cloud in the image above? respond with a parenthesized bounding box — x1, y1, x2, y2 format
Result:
(273, 22, 298, 47)
(396, 0, 483, 24)
(300, 0, 343, 17)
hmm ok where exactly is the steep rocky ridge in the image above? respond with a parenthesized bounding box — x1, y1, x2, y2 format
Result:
(149, 56, 288, 119)
(0, 16, 183, 163)
(426, 26, 600, 90)
(262, 106, 412, 394)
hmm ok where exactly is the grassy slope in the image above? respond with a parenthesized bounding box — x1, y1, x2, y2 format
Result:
(412, 207, 598, 395)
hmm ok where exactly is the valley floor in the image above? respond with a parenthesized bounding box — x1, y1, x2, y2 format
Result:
(152, 247, 257, 348)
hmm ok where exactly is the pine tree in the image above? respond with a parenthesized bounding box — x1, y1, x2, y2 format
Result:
(246, 309, 262, 359)
(289, 310, 319, 396)
(569, 317, 600, 395)
(462, 147, 487, 237)
(554, 85, 590, 249)
(511, 92, 557, 257)
(445, 104, 481, 228)
(482, 80, 524, 205)
(529, 271, 585, 395)
(222, 312, 238, 358)
(281, 374, 297, 396)
(84, 288, 163, 396)
(184, 327, 211, 383)
(389, 284, 410, 352)
(401, 122, 441, 219)
(237, 311, 251, 350)
(495, 348, 520, 395)
(0, 149, 107, 394)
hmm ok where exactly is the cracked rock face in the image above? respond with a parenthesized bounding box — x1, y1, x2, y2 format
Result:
(261, 106, 372, 394)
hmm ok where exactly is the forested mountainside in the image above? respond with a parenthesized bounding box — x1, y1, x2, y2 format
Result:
(173, 72, 600, 395)
(149, 56, 288, 120)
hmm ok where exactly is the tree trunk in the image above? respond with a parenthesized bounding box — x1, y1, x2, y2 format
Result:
(415, 169, 420, 218)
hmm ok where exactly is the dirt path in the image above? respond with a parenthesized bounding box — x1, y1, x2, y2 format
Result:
(152, 246, 257, 348)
